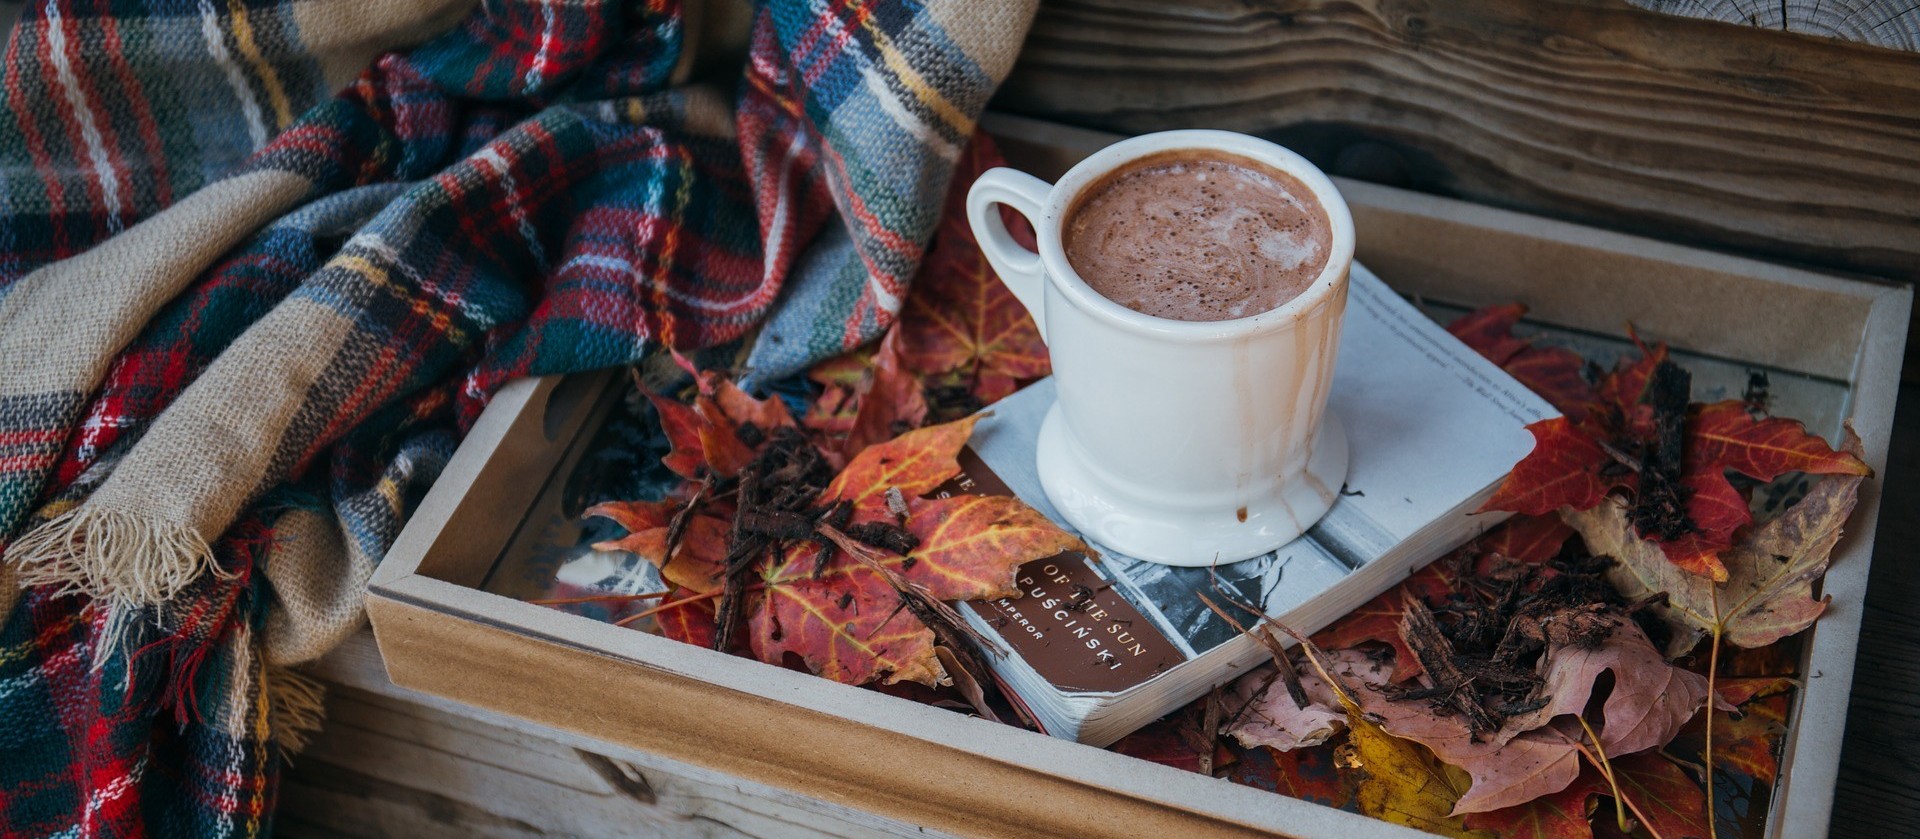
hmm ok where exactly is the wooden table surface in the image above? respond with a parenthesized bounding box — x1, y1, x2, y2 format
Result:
(1832, 381, 1919, 836)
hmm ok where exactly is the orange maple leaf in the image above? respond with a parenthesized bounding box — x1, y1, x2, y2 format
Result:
(646, 359, 796, 481)
(591, 367, 1081, 689)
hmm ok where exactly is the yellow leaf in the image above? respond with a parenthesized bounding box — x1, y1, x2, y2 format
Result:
(1335, 700, 1491, 837)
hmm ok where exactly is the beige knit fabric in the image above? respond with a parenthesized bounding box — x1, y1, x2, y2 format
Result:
(295, 0, 478, 90)
(0, 170, 311, 404)
(261, 506, 370, 666)
(2, 170, 314, 613)
(0, 0, 479, 661)
(8, 294, 357, 607)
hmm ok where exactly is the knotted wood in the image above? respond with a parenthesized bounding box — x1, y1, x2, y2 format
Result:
(998, 0, 1920, 378)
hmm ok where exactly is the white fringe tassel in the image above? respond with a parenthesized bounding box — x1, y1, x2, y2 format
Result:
(3, 507, 233, 605)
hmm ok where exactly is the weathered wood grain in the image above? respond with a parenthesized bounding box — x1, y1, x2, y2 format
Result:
(997, 0, 1920, 378)
(1631, 0, 1920, 52)
(1832, 382, 1920, 837)
(281, 634, 950, 839)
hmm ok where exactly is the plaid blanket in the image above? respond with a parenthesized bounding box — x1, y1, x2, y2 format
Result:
(0, 0, 1035, 836)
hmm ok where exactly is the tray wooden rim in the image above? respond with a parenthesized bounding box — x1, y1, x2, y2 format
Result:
(369, 117, 1911, 839)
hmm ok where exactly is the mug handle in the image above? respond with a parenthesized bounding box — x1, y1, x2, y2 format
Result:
(967, 168, 1052, 343)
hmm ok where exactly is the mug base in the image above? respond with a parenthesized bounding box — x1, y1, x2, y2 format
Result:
(1035, 406, 1349, 566)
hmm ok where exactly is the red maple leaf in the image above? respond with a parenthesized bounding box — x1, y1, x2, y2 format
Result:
(1448, 304, 1595, 422)
(802, 325, 930, 466)
(747, 419, 1086, 685)
(1595, 333, 1667, 417)
(1608, 753, 1711, 839)
(1672, 677, 1795, 789)
(1223, 743, 1353, 810)
(647, 355, 797, 481)
(652, 585, 718, 648)
(1447, 303, 1532, 366)
(1480, 514, 1576, 566)
(587, 508, 732, 595)
(1107, 700, 1238, 776)
(1685, 401, 1870, 482)
(1480, 417, 1628, 516)
(896, 136, 1049, 404)
(1634, 401, 1871, 577)
(1477, 318, 1869, 579)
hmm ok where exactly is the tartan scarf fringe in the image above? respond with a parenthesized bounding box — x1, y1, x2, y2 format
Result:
(4, 508, 234, 643)
(265, 665, 327, 753)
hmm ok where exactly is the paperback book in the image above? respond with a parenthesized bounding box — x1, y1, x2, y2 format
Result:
(938, 264, 1556, 746)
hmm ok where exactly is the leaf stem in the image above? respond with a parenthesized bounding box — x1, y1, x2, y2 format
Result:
(1571, 739, 1668, 839)
(1576, 717, 1631, 835)
(1706, 587, 1724, 839)
(614, 589, 725, 627)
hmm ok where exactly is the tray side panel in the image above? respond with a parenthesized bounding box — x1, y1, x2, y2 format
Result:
(365, 593, 1299, 839)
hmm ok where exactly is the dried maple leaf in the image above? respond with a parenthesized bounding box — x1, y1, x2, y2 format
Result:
(1313, 516, 1566, 684)
(1312, 558, 1465, 682)
(1564, 431, 1866, 654)
(1223, 742, 1354, 810)
(1254, 649, 1582, 818)
(1502, 616, 1709, 757)
(1608, 753, 1711, 839)
(1461, 766, 1609, 839)
(645, 361, 796, 480)
(585, 500, 731, 594)
(897, 137, 1049, 404)
(1302, 650, 1489, 836)
(1227, 666, 1347, 752)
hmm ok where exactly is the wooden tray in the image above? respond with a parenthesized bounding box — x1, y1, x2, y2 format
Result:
(367, 115, 1909, 839)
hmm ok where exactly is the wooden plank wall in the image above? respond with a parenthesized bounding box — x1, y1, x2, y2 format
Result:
(993, 0, 1920, 380)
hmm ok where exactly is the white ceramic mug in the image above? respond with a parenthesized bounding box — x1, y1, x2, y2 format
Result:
(967, 130, 1355, 566)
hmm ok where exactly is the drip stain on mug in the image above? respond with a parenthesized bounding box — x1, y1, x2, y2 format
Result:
(1063, 150, 1332, 322)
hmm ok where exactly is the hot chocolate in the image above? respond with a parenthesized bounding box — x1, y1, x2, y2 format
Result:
(1063, 152, 1332, 322)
